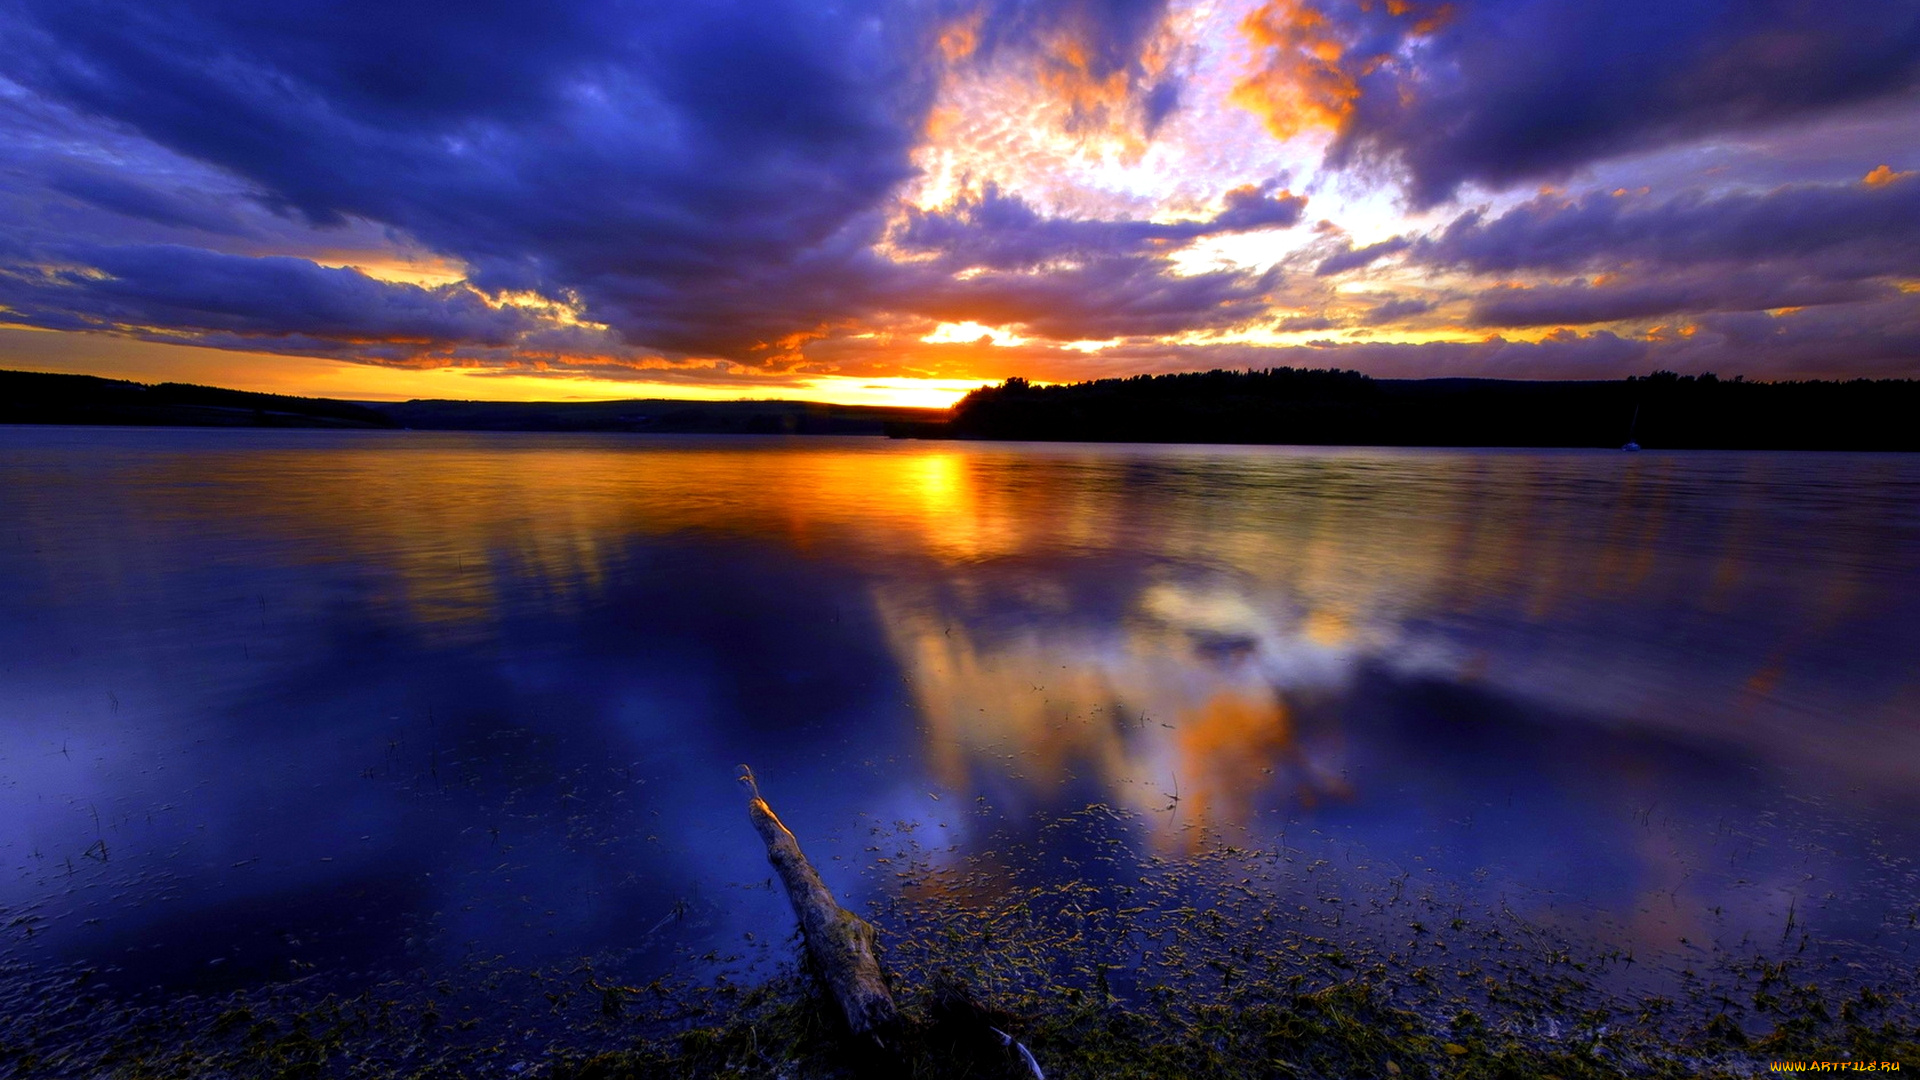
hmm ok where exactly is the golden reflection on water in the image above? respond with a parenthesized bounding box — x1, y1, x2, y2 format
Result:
(877, 581, 1355, 851)
(21, 432, 1915, 816)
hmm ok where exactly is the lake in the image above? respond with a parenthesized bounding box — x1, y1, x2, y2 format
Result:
(3, 427, 1918, 1066)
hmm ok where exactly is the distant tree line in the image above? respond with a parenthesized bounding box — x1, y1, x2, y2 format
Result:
(0, 368, 940, 434)
(0, 369, 395, 428)
(8, 365, 1916, 449)
(887, 368, 1920, 451)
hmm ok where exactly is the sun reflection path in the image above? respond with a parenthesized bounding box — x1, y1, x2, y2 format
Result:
(46, 434, 1916, 801)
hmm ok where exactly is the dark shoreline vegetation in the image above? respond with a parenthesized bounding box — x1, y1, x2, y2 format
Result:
(0, 369, 940, 436)
(7, 365, 1920, 449)
(900, 369, 1920, 450)
(5, 801, 1915, 1078)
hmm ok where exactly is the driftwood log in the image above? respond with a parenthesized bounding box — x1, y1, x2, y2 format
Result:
(738, 766, 900, 1048)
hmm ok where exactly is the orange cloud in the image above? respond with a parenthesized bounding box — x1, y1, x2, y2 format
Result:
(1231, 0, 1450, 141)
(937, 11, 982, 62)
(754, 321, 843, 359)
(1864, 164, 1914, 187)
(1231, 0, 1359, 140)
(1034, 34, 1139, 149)
(910, 4, 1182, 209)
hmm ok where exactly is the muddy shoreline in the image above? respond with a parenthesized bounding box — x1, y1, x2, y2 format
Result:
(7, 807, 1915, 1079)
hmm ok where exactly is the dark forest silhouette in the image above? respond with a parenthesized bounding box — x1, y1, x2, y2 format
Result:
(890, 368, 1920, 451)
(0, 369, 933, 435)
(0, 369, 395, 428)
(6, 366, 1918, 449)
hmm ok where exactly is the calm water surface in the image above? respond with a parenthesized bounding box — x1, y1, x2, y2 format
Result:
(3, 428, 1918, 1020)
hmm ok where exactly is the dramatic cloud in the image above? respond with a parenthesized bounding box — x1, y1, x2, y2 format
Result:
(915, 258, 1283, 341)
(891, 181, 1304, 269)
(1466, 273, 1891, 329)
(45, 167, 253, 238)
(1411, 173, 1920, 331)
(1, 0, 940, 359)
(1420, 174, 1920, 277)
(0, 0, 1915, 396)
(1237, 0, 1920, 205)
(0, 243, 549, 358)
(961, 0, 1180, 134)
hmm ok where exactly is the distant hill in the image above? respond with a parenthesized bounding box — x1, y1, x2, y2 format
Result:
(889, 369, 1920, 451)
(0, 369, 396, 428)
(0, 369, 943, 434)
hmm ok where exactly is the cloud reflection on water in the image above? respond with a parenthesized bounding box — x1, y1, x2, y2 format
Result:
(2, 428, 1917, 999)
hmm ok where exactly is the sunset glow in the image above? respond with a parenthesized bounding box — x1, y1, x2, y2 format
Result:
(1, 0, 1915, 401)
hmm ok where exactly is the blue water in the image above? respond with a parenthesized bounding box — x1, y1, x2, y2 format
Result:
(2, 427, 1917, 1012)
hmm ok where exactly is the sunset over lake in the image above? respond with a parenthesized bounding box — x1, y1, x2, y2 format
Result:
(2, 2, 1918, 1078)
(2, 0, 1916, 404)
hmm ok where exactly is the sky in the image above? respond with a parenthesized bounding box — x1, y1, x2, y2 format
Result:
(1, 0, 1917, 407)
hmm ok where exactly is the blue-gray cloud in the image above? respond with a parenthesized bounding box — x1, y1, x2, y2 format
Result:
(0, 0, 942, 358)
(891, 182, 1305, 270)
(1252, 0, 1920, 205)
(1361, 295, 1435, 325)
(1420, 174, 1920, 276)
(45, 167, 253, 238)
(1466, 273, 1891, 329)
(0, 243, 540, 354)
(1412, 173, 1920, 329)
(1315, 236, 1409, 277)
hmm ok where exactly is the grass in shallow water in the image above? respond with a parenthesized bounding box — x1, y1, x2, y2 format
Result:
(547, 970, 1918, 1080)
